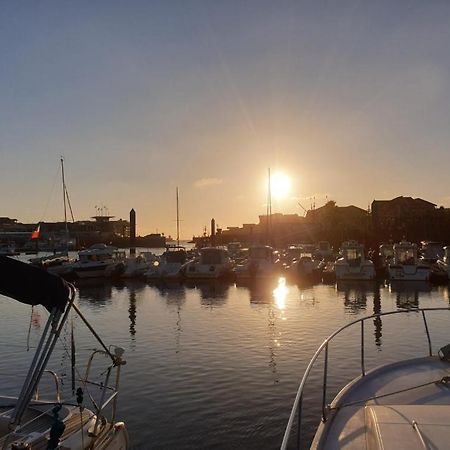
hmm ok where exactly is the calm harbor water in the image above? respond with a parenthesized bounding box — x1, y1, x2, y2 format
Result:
(2, 256, 450, 449)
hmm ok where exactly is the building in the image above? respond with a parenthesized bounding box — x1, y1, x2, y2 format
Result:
(0, 216, 131, 250)
(371, 196, 438, 242)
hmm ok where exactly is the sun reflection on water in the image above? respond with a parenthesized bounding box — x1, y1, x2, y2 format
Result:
(273, 277, 288, 311)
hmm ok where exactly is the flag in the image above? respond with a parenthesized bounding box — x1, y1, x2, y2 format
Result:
(31, 224, 40, 240)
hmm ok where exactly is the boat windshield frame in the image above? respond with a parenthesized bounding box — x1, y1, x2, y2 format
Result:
(395, 245, 417, 265)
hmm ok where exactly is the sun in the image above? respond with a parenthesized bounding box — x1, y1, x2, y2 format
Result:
(271, 172, 292, 200)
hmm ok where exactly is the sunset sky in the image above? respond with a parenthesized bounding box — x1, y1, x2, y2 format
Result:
(2, 1, 450, 238)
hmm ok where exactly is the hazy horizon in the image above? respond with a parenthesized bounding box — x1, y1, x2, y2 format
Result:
(2, 1, 450, 238)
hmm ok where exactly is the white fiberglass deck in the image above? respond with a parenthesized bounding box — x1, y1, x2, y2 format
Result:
(312, 356, 450, 449)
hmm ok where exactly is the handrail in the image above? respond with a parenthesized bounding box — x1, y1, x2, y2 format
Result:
(34, 370, 61, 403)
(280, 307, 450, 450)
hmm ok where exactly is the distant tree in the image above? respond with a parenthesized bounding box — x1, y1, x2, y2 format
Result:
(324, 200, 336, 208)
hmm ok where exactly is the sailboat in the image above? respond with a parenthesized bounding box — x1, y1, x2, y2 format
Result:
(30, 158, 76, 278)
(146, 187, 188, 280)
(234, 169, 278, 279)
(0, 256, 129, 449)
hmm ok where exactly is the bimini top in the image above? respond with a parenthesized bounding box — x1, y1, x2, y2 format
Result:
(0, 256, 70, 311)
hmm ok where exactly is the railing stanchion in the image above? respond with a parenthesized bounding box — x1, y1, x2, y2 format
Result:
(322, 342, 329, 422)
(421, 310, 432, 356)
(361, 320, 365, 376)
(296, 393, 303, 450)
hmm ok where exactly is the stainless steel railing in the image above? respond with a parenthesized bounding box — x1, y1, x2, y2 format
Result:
(280, 307, 450, 450)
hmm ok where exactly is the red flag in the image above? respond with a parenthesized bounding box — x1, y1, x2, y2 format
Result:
(31, 224, 40, 240)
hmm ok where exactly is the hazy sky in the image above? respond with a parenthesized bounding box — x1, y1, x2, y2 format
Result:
(2, 1, 450, 237)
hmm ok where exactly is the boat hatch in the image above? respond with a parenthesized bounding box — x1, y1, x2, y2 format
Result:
(366, 405, 450, 450)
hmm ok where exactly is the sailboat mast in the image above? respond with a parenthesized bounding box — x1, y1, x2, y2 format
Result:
(176, 187, 180, 247)
(61, 157, 68, 234)
(267, 168, 272, 245)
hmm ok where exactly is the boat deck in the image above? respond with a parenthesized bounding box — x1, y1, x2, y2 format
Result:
(313, 356, 450, 449)
(0, 401, 93, 449)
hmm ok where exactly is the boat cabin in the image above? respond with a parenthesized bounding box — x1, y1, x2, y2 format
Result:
(78, 244, 125, 262)
(200, 247, 229, 265)
(394, 241, 418, 265)
(164, 247, 187, 264)
(317, 241, 332, 257)
(420, 241, 444, 262)
(248, 246, 273, 261)
(340, 241, 365, 266)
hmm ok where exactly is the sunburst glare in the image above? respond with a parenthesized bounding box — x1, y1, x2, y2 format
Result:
(271, 172, 292, 200)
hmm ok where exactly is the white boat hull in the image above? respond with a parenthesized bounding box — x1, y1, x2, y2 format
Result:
(235, 260, 276, 279)
(73, 262, 124, 279)
(185, 263, 232, 279)
(335, 262, 375, 280)
(146, 262, 183, 280)
(388, 264, 430, 281)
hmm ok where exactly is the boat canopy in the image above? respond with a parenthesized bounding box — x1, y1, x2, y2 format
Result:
(0, 256, 70, 311)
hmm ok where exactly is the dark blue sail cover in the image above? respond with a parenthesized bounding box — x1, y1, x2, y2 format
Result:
(0, 256, 70, 311)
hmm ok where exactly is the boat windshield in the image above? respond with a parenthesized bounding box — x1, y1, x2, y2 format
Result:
(344, 248, 363, 265)
(166, 250, 186, 264)
(396, 247, 416, 265)
(201, 249, 224, 265)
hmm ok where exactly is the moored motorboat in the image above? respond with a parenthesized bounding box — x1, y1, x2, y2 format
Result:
(289, 249, 324, 279)
(335, 241, 375, 280)
(316, 241, 333, 260)
(0, 256, 129, 449)
(146, 246, 187, 280)
(184, 247, 233, 279)
(29, 253, 76, 278)
(235, 245, 278, 279)
(72, 244, 126, 279)
(388, 241, 430, 281)
(121, 252, 158, 278)
(281, 307, 450, 450)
